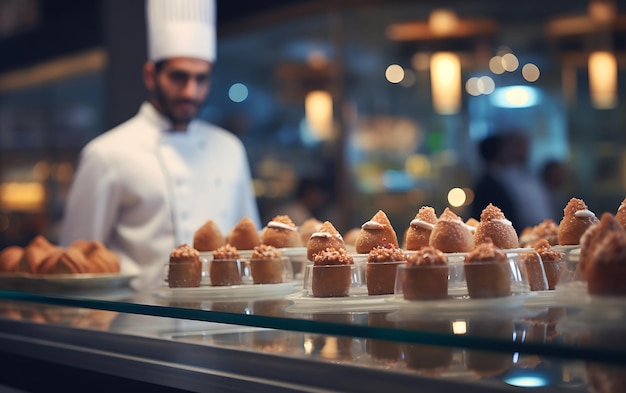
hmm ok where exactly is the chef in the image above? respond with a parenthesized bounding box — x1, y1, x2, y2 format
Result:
(60, 0, 260, 290)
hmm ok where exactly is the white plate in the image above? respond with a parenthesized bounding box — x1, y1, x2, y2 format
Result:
(154, 281, 299, 300)
(285, 291, 397, 312)
(0, 273, 137, 292)
(385, 293, 536, 314)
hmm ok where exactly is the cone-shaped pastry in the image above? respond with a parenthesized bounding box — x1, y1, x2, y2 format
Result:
(579, 212, 624, 279)
(585, 214, 626, 296)
(260, 215, 302, 248)
(22, 235, 61, 273)
(405, 206, 438, 251)
(227, 217, 261, 250)
(429, 208, 473, 253)
(193, 220, 225, 251)
(616, 198, 626, 231)
(355, 210, 399, 254)
(306, 221, 345, 260)
(557, 198, 599, 245)
(474, 203, 519, 249)
(465, 218, 479, 232)
(299, 217, 323, 246)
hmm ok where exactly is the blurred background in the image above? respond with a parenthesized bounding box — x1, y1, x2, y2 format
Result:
(0, 0, 625, 246)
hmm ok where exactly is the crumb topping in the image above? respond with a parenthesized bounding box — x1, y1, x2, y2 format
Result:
(480, 203, 506, 221)
(213, 244, 241, 260)
(563, 198, 588, 216)
(251, 244, 283, 259)
(406, 246, 446, 267)
(532, 239, 562, 262)
(465, 239, 507, 264)
(533, 219, 558, 238)
(170, 243, 199, 258)
(367, 244, 406, 263)
(312, 247, 354, 266)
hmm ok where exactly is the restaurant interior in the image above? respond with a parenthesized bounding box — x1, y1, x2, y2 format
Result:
(0, 1, 626, 391)
(1, 0, 624, 246)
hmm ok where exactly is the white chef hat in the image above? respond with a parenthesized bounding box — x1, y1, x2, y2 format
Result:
(146, 0, 216, 63)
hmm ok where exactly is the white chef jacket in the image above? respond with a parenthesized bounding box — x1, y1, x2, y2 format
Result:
(60, 102, 260, 290)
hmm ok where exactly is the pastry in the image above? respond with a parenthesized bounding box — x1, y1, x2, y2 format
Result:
(366, 244, 406, 295)
(474, 203, 519, 249)
(168, 243, 202, 288)
(311, 247, 354, 297)
(355, 210, 399, 254)
(84, 241, 120, 273)
(22, 235, 61, 273)
(520, 219, 559, 247)
(524, 239, 563, 290)
(532, 219, 559, 246)
(250, 244, 285, 284)
(464, 238, 511, 298)
(557, 198, 599, 245)
(299, 217, 323, 246)
(260, 215, 302, 248)
(465, 218, 479, 233)
(615, 197, 626, 231)
(585, 214, 626, 296)
(38, 246, 90, 275)
(306, 221, 345, 260)
(402, 246, 448, 300)
(226, 217, 261, 250)
(0, 246, 24, 273)
(519, 227, 534, 247)
(579, 212, 624, 280)
(429, 208, 473, 253)
(342, 228, 360, 252)
(210, 244, 243, 286)
(193, 220, 225, 252)
(405, 206, 437, 251)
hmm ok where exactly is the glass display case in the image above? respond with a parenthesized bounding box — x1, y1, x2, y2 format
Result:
(0, 257, 624, 393)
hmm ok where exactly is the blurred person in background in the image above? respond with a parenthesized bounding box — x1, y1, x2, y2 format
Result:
(60, 0, 260, 289)
(540, 159, 569, 221)
(470, 130, 553, 233)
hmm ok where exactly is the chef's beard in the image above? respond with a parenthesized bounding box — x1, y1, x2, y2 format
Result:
(153, 81, 205, 128)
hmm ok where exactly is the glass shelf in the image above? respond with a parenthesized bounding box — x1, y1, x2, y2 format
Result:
(1, 286, 625, 368)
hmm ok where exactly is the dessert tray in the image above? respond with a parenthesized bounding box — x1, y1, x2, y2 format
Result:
(285, 290, 398, 313)
(555, 281, 626, 319)
(0, 272, 137, 293)
(385, 292, 537, 314)
(154, 281, 299, 300)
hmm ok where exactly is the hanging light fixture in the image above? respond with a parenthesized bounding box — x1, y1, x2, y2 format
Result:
(588, 51, 618, 109)
(430, 52, 461, 114)
(305, 90, 334, 140)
